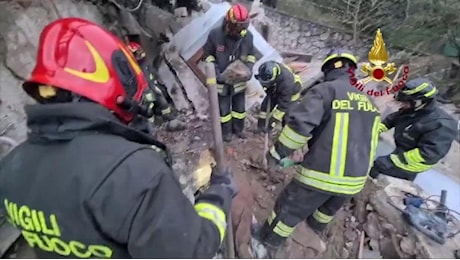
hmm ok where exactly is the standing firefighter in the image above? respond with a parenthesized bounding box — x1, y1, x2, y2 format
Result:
(0, 18, 237, 258)
(255, 60, 302, 133)
(253, 49, 381, 257)
(370, 78, 457, 181)
(203, 3, 257, 142)
(127, 41, 185, 134)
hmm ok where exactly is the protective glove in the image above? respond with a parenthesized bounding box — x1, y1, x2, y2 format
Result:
(210, 167, 238, 198)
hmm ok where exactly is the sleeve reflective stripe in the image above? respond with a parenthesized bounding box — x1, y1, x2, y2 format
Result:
(269, 146, 281, 160)
(206, 78, 217, 85)
(161, 107, 171, 115)
(205, 55, 216, 63)
(231, 111, 246, 119)
(389, 154, 432, 172)
(329, 112, 350, 177)
(294, 167, 367, 195)
(378, 123, 389, 133)
(272, 108, 285, 121)
(403, 148, 425, 163)
(294, 75, 302, 85)
(369, 116, 381, 171)
(291, 92, 300, 101)
(194, 202, 227, 242)
(267, 211, 276, 225)
(278, 125, 310, 150)
(221, 113, 232, 123)
(259, 111, 267, 119)
(312, 209, 333, 224)
(145, 93, 154, 101)
(246, 55, 256, 63)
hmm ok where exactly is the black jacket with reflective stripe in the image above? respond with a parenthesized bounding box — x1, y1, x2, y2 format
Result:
(275, 69, 381, 196)
(0, 103, 230, 258)
(263, 63, 301, 112)
(203, 25, 256, 74)
(382, 101, 457, 165)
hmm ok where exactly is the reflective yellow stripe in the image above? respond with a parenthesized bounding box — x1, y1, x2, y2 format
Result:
(149, 73, 154, 80)
(312, 210, 333, 224)
(424, 87, 437, 97)
(402, 83, 429, 95)
(148, 117, 155, 123)
(246, 55, 256, 63)
(291, 92, 300, 101)
(294, 167, 366, 195)
(404, 148, 425, 163)
(145, 93, 154, 101)
(329, 112, 350, 177)
(294, 74, 302, 85)
(272, 108, 285, 121)
(148, 103, 154, 110)
(234, 82, 246, 93)
(161, 107, 171, 115)
(269, 146, 281, 160)
(369, 116, 381, 170)
(221, 113, 232, 123)
(195, 202, 226, 242)
(378, 123, 388, 133)
(207, 77, 217, 85)
(231, 111, 246, 119)
(267, 211, 276, 225)
(278, 125, 310, 150)
(390, 154, 432, 172)
(205, 55, 216, 63)
(273, 221, 295, 237)
(259, 111, 267, 119)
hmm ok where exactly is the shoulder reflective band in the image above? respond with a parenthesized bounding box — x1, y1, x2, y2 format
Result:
(205, 55, 216, 63)
(194, 202, 227, 242)
(378, 123, 389, 133)
(278, 125, 310, 150)
(312, 209, 333, 224)
(272, 108, 285, 121)
(389, 154, 432, 172)
(207, 78, 217, 85)
(368, 116, 381, 171)
(329, 112, 350, 177)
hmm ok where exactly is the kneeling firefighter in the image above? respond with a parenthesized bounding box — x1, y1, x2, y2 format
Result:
(252, 49, 381, 257)
(203, 3, 257, 142)
(127, 41, 185, 133)
(255, 60, 302, 133)
(370, 78, 457, 181)
(0, 18, 237, 258)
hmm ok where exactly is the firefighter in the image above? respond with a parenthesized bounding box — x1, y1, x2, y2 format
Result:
(203, 3, 257, 142)
(255, 60, 302, 133)
(0, 18, 237, 258)
(252, 49, 381, 257)
(127, 41, 185, 133)
(370, 78, 457, 181)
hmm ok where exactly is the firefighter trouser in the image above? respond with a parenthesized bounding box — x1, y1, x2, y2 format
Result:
(153, 94, 173, 121)
(218, 91, 246, 137)
(259, 180, 348, 248)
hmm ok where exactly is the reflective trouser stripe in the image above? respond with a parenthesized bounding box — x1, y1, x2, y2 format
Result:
(231, 111, 246, 119)
(217, 84, 224, 94)
(272, 107, 285, 121)
(161, 107, 171, 115)
(259, 111, 267, 119)
(312, 210, 333, 224)
(207, 77, 217, 85)
(291, 92, 300, 101)
(390, 154, 432, 172)
(195, 202, 227, 242)
(329, 112, 350, 177)
(267, 211, 294, 237)
(221, 113, 232, 123)
(205, 55, 216, 63)
(294, 168, 367, 195)
(369, 116, 381, 170)
(234, 82, 246, 93)
(378, 123, 388, 133)
(246, 55, 256, 63)
(278, 125, 310, 150)
(403, 148, 425, 163)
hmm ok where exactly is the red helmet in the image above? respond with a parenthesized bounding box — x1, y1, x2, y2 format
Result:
(225, 4, 250, 37)
(22, 17, 147, 123)
(127, 41, 146, 62)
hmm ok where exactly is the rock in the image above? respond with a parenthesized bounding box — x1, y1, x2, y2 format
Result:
(344, 229, 358, 241)
(369, 239, 380, 251)
(364, 212, 380, 240)
(345, 242, 353, 248)
(362, 249, 383, 259)
(366, 204, 374, 211)
(379, 237, 400, 259)
(166, 118, 187, 131)
(399, 236, 415, 255)
(341, 248, 349, 258)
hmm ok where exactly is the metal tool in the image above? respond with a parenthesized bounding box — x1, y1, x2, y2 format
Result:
(204, 63, 235, 258)
(261, 97, 272, 171)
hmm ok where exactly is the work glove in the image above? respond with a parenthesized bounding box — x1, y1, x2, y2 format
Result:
(210, 167, 238, 198)
(369, 155, 393, 178)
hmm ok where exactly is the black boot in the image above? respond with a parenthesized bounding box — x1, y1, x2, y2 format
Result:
(223, 134, 232, 142)
(234, 131, 247, 139)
